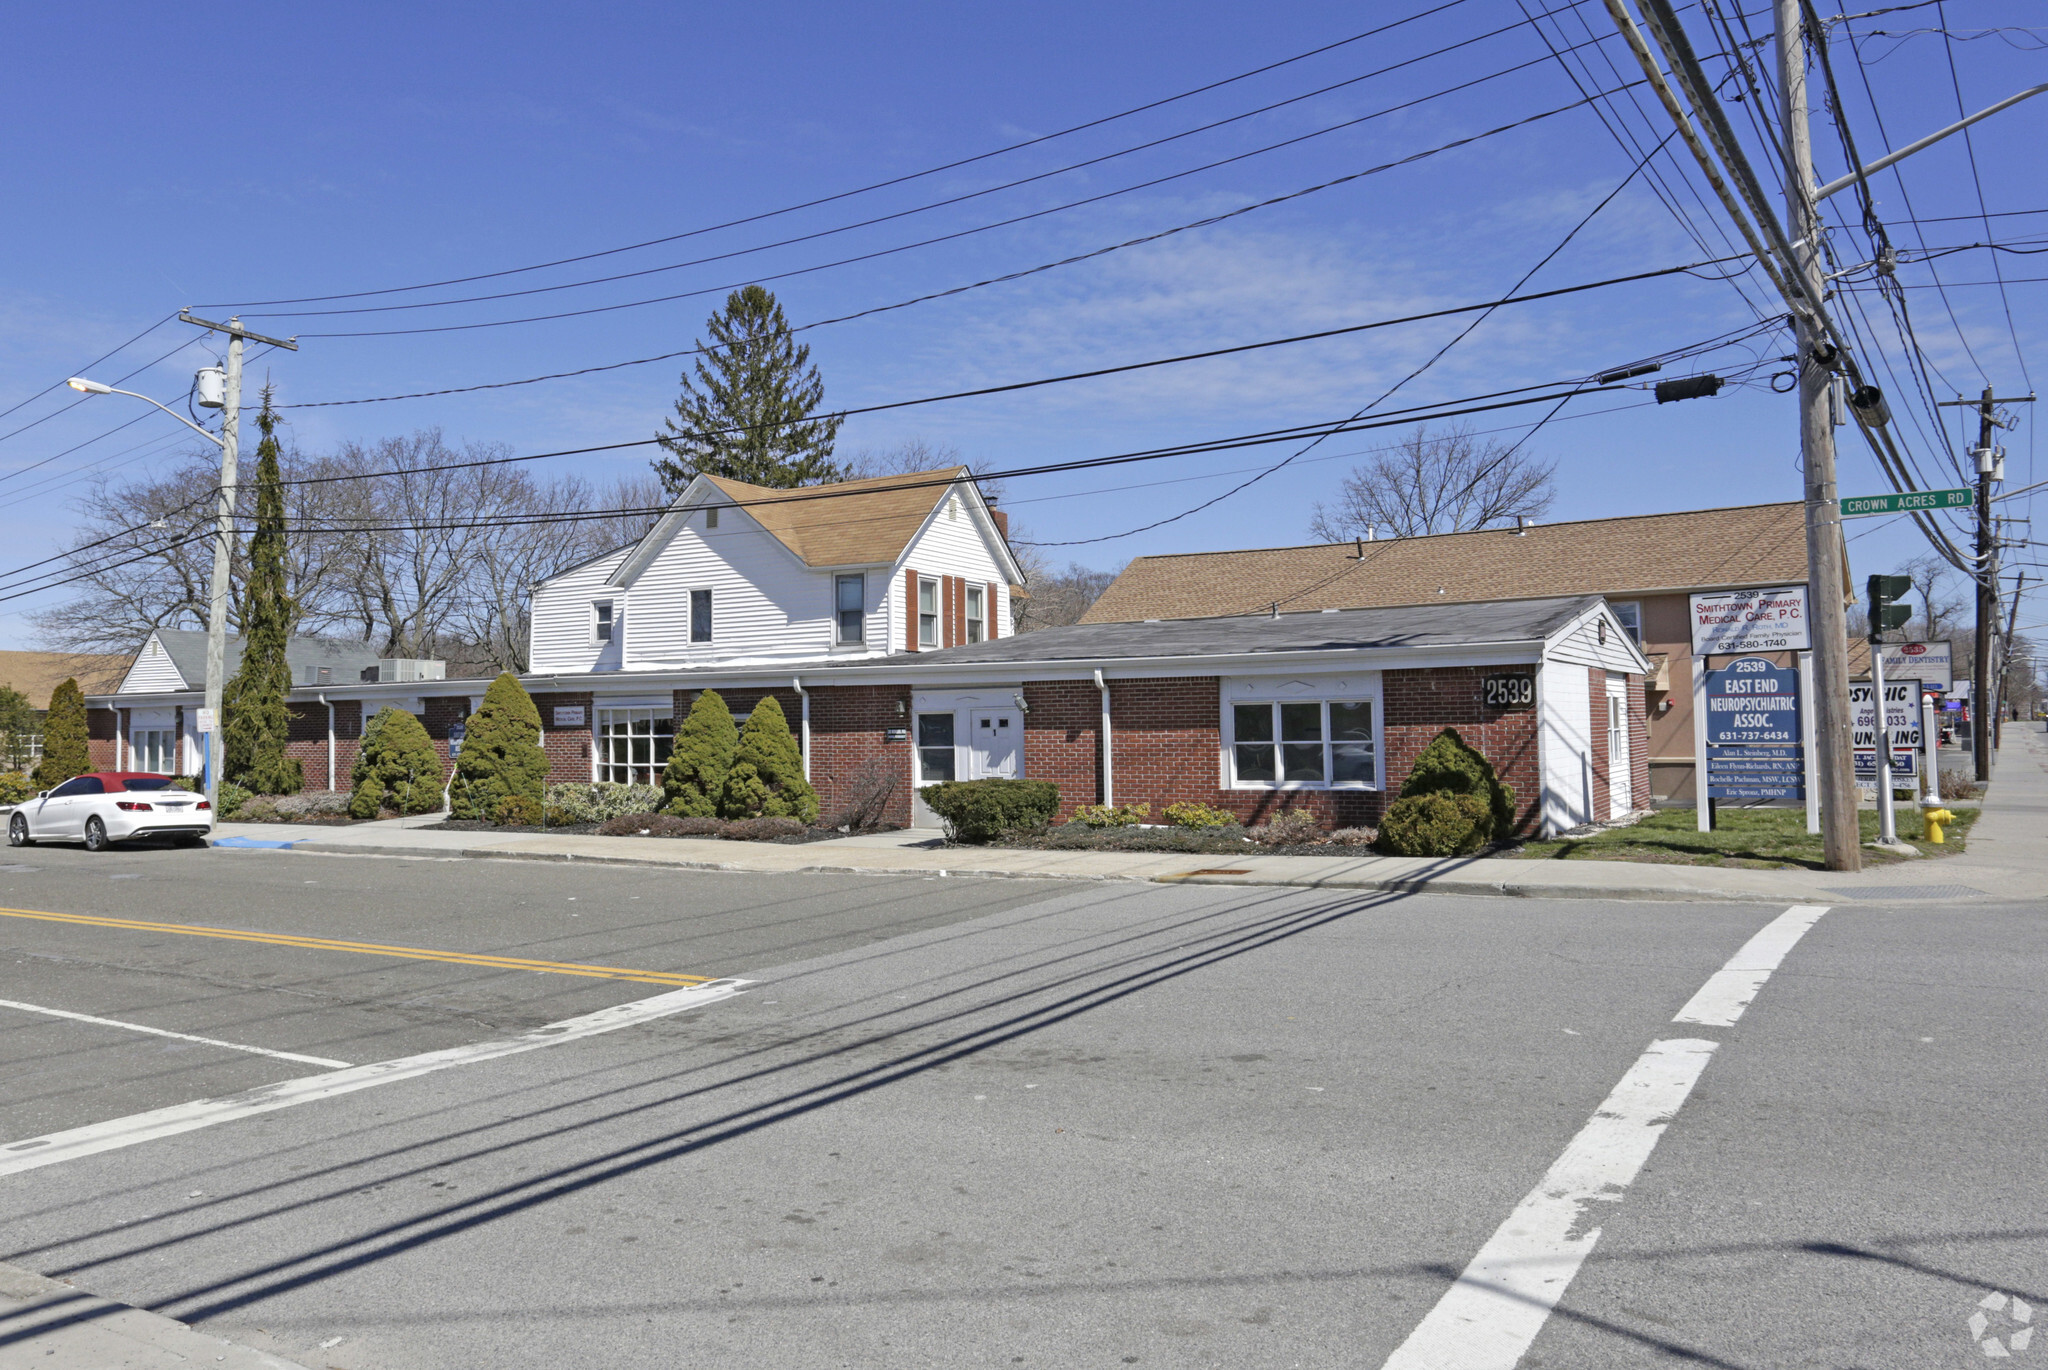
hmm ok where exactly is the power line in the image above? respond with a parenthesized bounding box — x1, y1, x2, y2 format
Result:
(0, 313, 177, 425)
(195, 1, 1479, 311)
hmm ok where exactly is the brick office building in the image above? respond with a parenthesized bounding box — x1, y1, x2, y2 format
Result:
(83, 468, 1650, 836)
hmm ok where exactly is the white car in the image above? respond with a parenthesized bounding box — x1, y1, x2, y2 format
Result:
(8, 771, 214, 851)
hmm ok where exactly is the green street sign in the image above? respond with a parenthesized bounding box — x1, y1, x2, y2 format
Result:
(1840, 488, 1974, 518)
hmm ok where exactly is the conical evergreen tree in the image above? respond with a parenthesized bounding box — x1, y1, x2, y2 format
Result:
(348, 707, 445, 818)
(718, 695, 818, 823)
(221, 395, 303, 794)
(661, 689, 737, 817)
(654, 285, 845, 494)
(449, 673, 549, 821)
(31, 678, 89, 788)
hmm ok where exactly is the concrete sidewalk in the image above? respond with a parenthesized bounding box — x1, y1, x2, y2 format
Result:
(0, 1260, 311, 1369)
(207, 729, 2048, 904)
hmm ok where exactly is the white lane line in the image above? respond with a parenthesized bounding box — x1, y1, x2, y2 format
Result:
(1380, 905, 1831, 1370)
(1672, 903, 1831, 1027)
(0, 998, 352, 1069)
(0, 978, 749, 1179)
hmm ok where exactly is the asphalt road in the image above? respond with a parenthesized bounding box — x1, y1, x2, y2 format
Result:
(0, 845, 2040, 1369)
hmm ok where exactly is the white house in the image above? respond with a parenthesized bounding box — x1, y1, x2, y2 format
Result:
(528, 465, 1025, 674)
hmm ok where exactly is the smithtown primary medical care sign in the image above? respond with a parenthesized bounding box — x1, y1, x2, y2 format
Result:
(1688, 585, 1812, 655)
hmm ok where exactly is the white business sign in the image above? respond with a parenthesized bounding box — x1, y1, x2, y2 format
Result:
(1877, 641, 1952, 693)
(194, 707, 217, 732)
(1689, 585, 1811, 654)
(1851, 679, 1922, 785)
(552, 706, 585, 727)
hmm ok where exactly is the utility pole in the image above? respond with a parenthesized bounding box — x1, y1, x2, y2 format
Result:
(1999, 570, 2027, 737)
(1936, 386, 2031, 781)
(176, 311, 296, 815)
(1776, 0, 1861, 871)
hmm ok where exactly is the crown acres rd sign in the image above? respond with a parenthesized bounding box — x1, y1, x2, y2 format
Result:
(1689, 585, 1812, 655)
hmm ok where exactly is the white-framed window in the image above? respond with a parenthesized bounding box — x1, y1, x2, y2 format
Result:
(916, 713, 956, 782)
(1225, 699, 1378, 789)
(592, 599, 615, 644)
(133, 729, 175, 774)
(1610, 600, 1641, 645)
(965, 585, 985, 644)
(690, 589, 712, 643)
(836, 574, 865, 643)
(596, 707, 673, 785)
(918, 578, 939, 648)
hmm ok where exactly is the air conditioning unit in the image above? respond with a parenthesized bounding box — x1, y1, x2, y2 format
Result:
(360, 659, 447, 683)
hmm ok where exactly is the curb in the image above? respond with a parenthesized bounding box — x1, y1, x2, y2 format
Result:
(268, 838, 1802, 902)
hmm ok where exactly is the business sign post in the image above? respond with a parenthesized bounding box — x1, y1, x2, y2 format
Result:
(1876, 640, 1953, 694)
(1689, 586, 1814, 831)
(1703, 656, 1804, 802)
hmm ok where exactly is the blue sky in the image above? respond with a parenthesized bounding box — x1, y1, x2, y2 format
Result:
(2, 0, 2041, 649)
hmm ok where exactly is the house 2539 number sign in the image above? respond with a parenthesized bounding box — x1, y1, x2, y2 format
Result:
(1483, 673, 1535, 708)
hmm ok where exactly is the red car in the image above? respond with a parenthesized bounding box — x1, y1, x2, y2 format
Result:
(8, 772, 214, 851)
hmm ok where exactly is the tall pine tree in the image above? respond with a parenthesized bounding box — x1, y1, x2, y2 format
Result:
(221, 393, 304, 795)
(31, 679, 89, 788)
(654, 285, 844, 494)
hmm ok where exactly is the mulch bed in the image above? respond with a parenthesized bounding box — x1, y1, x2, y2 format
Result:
(422, 819, 848, 844)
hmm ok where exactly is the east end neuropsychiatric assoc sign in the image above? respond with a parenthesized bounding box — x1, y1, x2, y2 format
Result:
(1689, 585, 1812, 654)
(1705, 655, 1804, 800)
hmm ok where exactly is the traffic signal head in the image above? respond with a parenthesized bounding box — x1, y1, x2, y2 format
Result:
(1867, 573, 1912, 638)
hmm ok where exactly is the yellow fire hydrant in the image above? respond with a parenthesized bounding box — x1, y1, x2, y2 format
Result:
(1923, 808, 1956, 844)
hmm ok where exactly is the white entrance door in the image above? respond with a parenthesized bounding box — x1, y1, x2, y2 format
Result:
(968, 709, 1021, 779)
(1605, 678, 1632, 815)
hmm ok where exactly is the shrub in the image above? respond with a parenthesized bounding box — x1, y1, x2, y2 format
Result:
(349, 707, 445, 818)
(271, 790, 351, 818)
(663, 690, 737, 818)
(31, 679, 89, 789)
(1324, 826, 1379, 847)
(0, 771, 32, 806)
(597, 812, 725, 837)
(598, 811, 666, 836)
(492, 794, 544, 826)
(543, 783, 665, 823)
(1073, 801, 1148, 828)
(720, 696, 819, 824)
(216, 780, 252, 821)
(1938, 770, 1981, 801)
(171, 776, 199, 793)
(1163, 801, 1237, 829)
(722, 815, 808, 841)
(1377, 792, 1491, 857)
(449, 673, 548, 822)
(918, 778, 1061, 843)
(1250, 808, 1323, 846)
(829, 754, 900, 831)
(1398, 727, 1515, 836)
(1019, 822, 1251, 853)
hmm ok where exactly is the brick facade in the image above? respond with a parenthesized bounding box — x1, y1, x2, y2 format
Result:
(1022, 680, 1103, 821)
(807, 683, 915, 828)
(533, 692, 595, 784)
(87, 708, 118, 770)
(1381, 666, 1544, 835)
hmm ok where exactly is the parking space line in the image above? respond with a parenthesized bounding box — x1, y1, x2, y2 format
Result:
(1380, 904, 1832, 1369)
(0, 998, 351, 1069)
(0, 978, 750, 1178)
(0, 906, 714, 987)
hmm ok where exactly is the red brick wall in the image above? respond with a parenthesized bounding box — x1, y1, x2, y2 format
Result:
(1022, 680, 1103, 821)
(808, 684, 914, 828)
(532, 692, 594, 783)
(1381, 666, 1543, 835)
(87, 708, 118, 770)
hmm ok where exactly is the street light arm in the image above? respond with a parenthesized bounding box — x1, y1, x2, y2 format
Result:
(1814, 83, 2048, 201)
(70, 381, 224, 448)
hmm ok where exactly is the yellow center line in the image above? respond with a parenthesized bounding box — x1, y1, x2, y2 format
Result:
(0, 906, 714, 987)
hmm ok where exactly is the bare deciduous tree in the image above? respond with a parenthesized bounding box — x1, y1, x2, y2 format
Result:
(1307, 424, 1555, 543)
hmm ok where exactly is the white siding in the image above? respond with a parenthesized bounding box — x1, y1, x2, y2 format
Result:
(529, 550, 630, 674)
(889, 490, 1012, 649)
(1540, 660, 1595, 834)
(1546, 605, 1648, 672)
(116, 634, 191, 693)
(620, 510, 836, 667)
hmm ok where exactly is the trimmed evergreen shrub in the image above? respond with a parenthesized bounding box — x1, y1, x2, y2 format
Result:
(216, 780, 252, 821)
(919, 778, 1061, 843)
(1073, 801, 1148, 828)
(492, 794, 544, 826)
(348, 707, 444, 818)
(1163, 801, 1237, 829)
(719, 696, 818, 823)
(32, 678, 89, 788)
(1377, 792, 1492, 857)
(449, 673, 549, 821)
(1398, 727, 1515, 834)
(0, 771, 32, 806)
(662, 690, 737, 817)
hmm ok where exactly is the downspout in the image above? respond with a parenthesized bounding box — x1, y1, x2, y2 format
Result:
(1093, 669, 1112, 805)
(793, 677, 810, 781)
(318, 693, 335, 792)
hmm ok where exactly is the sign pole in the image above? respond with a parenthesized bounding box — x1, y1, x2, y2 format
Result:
(1922, 690, 1940, 807)
(1870, 645, 1897, 845)
(1692, 651, 1712, 832)
(1801, 651, 1819, 834)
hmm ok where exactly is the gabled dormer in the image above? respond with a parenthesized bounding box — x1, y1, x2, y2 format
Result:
(526, 465, 1025, 673)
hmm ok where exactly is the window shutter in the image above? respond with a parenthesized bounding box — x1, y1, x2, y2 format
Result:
(904, 568, 918, 651)
(986, 581, 999, 638)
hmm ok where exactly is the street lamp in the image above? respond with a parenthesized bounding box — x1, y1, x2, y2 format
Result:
(66, 371, 235, 815)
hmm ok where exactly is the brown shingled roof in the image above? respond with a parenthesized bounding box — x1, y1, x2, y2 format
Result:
(0, 650, 132, 709)
(1081, 502, 1812, 623)
(705, 466, 967, 567)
